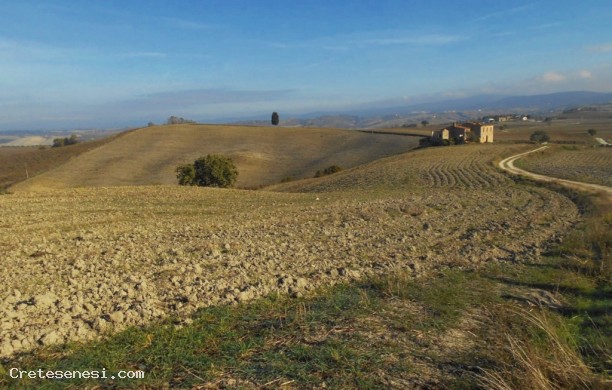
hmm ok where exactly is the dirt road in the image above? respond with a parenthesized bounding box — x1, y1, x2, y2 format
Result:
(498, 146, 612, 198)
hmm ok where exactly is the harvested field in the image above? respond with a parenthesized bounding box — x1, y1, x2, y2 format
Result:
(0, 163, 578, 358)
(517, 146, 612, 187)
(10, 124, 422, 192)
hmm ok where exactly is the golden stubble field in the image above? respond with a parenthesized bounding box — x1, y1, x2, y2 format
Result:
(0, 144, 580, 358)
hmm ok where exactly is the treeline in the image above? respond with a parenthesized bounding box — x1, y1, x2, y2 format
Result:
(166, 116, 196, 125)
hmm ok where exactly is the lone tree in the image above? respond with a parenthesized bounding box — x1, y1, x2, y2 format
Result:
(587, 128, 597, 136)
(530, 130, 550, 143)
(177, 155, 238, 188)
(421, 120, 429, 127)
(271, 112, 280, 126)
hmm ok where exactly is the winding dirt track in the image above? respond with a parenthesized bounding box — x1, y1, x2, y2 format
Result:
(498, 146, 612, 199)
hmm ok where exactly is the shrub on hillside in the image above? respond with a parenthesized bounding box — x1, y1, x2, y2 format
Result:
(314, 165, 342, 178)
(177, 154, 238, 188)
(52, 134, 78, 148)
(530, 130, 550, 144)
(587, 129, 597, 136)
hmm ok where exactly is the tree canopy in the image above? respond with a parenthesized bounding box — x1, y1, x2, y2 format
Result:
(530, 130, 550, 143)
(52, 134, 78, 148)
(177, 155, 238, 188)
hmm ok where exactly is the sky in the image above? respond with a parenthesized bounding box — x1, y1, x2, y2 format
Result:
(1, 0, 611, 130)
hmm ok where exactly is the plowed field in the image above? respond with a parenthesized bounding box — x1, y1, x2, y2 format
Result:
(0, 143, 579, 358)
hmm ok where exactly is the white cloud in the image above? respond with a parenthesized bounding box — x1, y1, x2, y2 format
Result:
(528, 22, 561, 30)
(0, 37, 72, 61)
(539, 71, 566, 82)
(578, 70, 592, 79)
(266, 30, 464, 52)
(161, 17, 214, 30)
(122, 52, 166, 59)
(588, 43, 612, 53)
(363, 34, 465, 46)
(470, 4, 534, 23)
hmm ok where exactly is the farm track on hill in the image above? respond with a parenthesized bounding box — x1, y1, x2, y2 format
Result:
(499, 147, 612, 203)
(0, 143, 582, 359)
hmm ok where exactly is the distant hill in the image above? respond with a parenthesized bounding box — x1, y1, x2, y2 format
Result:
(11, 124, 423, 192)
(234, 91, 612, 129)
(491, 91, 612, 110)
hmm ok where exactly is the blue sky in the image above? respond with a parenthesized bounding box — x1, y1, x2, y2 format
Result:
(1, 0, 611, 130)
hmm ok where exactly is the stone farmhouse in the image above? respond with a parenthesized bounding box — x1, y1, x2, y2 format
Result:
(431, 122, 494, 144)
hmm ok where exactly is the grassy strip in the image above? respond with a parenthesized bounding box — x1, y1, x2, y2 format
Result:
(0, 270, 496, 389)
(2, 257, 608, 389)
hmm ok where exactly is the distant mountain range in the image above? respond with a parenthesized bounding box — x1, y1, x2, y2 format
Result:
(233, 91, 612, 129)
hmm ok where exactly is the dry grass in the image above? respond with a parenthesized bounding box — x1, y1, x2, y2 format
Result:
(477, 306, 608, 390)
(10, 124, 422, 192)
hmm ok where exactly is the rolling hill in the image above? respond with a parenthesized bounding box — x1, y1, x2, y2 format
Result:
(10, 124, 423, 192)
